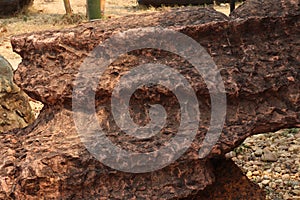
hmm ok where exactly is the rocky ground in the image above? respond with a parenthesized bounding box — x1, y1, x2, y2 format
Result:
(227, 129, 300, 200)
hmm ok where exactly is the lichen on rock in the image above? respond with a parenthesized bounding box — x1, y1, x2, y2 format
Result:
(0, 55, 34, 133)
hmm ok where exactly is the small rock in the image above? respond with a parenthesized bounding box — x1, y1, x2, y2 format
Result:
(263, 164, 271, 169)
(282, 174, 290, 180)
(225, 151, 236, 159)
(231, 157, 238, 162)
(269, 182, 277, 189)
(252, 162, 261, 166)
(253, 171, 260, 175)
(263, 175, 270, 180)
(292, 190, 300, 195)
(288, 145, 299, 153)
(261, 149, 278, 162)
(262, 180, 270, 185)
(275, 179, 283, 184)
(265, 169, 272, 173)
(274, 166, 281, 173)
(283, 180, 289, 185)
(254, 148, 263, 156)
(279, 145, 289, 151)
(254, 176, 262, 182)
(283, 194, 292, 200)
(246, 171, 252, 177)
(280, 164, 287, 170)
(247, 166, 255, 171)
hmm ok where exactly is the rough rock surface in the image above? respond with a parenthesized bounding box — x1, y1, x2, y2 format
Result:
(0, 55, 34, 133)
(1, 0, 299, 199)
(188, 159, 266, 200)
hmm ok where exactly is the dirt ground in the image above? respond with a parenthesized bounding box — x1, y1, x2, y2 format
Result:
(0, 0, 236, 69)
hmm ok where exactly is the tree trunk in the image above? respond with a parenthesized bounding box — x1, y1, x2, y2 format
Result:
(63, 0, 72, 15)
(100, 0, 105, 15)
(87, 0, 104, 20)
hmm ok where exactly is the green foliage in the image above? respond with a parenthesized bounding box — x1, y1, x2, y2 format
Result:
(281, 128, 299, 137)
(234, 143, 251, 154)
(288, 128, 299, 134)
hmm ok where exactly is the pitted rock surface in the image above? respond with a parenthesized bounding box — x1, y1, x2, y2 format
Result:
(0, 0, 298, 199)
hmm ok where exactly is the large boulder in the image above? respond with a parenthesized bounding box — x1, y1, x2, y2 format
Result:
(1, 0, 298, 199)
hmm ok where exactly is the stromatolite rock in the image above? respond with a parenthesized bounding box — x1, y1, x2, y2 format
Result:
(0, 55, 34, 133)
(0, 0, 298, 199)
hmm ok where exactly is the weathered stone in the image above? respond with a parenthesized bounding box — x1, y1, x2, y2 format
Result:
(261, 149, 278, 162)
(282, 174, 290, 180)
(1, 0, 299, 199)
(186, 159, 266, 199)
(0, 55, 34, 133)
(254, 148, 263, 157)
(262, 180, 270, 185)
(225, 151, 236, 159)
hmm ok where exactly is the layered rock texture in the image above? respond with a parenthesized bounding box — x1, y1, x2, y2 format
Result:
(0, 0, 299, 199)
(0, 55, 34, 133)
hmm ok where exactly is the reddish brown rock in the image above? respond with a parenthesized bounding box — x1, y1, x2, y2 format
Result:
(0, 106, 215, 199)
(1, 0, 299, 199)
(186, 159, 266, 200)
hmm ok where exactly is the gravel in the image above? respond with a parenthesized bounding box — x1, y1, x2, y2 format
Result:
(226, 128, 300, 200)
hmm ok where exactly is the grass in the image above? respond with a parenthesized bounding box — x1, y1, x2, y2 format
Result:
(234, 143, 252, 154)
(281, 128, 300, 137)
